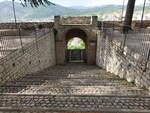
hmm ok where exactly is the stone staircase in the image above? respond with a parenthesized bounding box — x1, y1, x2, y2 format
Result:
(0, 63, 150, 113)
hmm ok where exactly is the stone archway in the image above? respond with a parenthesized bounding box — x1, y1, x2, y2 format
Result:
(65, 29, 88, 63)
(54, 16, 97, 65)
(65, 29, 87, 42)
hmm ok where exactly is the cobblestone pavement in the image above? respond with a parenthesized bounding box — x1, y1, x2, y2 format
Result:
(0, 63, 150, 113)
(0, 95, 150, 113)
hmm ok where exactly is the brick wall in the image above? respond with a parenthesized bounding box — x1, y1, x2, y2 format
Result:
(0, 28, 56, 86)
(96, 31, 150, 91)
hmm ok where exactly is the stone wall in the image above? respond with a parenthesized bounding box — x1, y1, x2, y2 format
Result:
(59, 16, 92, 25)
(0, 28, 56, 86)
(96, 30, 150, 91)
(97, 20, 150, 29)
(0, 22, 54, 29)
(54, 16, 98, 65)
(0, 22, 54, 36)
(0, 29, 33, 36)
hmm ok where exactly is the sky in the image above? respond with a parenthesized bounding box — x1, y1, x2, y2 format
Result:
(0, 0, 148, 7)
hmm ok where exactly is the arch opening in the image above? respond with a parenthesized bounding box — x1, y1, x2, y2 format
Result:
(67, 37, 85, 50)
(65, 29, 88, 63)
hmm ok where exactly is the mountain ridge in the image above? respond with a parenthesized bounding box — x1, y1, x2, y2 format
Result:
(0, 1, 149, 22)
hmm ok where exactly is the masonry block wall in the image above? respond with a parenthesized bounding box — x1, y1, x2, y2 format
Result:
(0, 22, 54, 36)
(54, 16, 98, 65)
(96, 31, 150, 91)
(0, 22, 54, 29)
(0, 29, 56, 86)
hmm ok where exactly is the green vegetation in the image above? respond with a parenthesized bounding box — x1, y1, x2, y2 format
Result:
(67, 38, 85, 50)
(19, 0, 54, 7)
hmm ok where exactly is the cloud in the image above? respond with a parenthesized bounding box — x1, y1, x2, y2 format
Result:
(0, 0, 147, 6)
(52, 0, 146, 7)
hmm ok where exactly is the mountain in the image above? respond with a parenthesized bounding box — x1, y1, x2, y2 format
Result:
(0, 1, 79, 22)
(0, 1, 150, 22)
(69, 6, 90, 9)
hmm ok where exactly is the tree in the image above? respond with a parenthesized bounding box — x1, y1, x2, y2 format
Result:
(123, 0, 136, 33)
(19, 0, 54, 7)
(67, 38, 85, 50)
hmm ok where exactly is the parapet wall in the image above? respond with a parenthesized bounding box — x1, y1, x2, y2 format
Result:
(0, 22, 54, 29)
(59, 16, 92, 25)
(98, 20, 150, 28)
(96, 31, 150, 91)
(0, 28, 56, 86)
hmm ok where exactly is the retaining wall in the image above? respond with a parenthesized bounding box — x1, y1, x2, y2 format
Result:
(0, 29, 56, 85)
(96, 31, 150, 90)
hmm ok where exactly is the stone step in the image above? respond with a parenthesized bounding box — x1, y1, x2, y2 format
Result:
(15, 77, 126, 82)
(1, 64, 149, 113)
(26, 72, 116, 75)
(3, 78, 134, 87)
(3, 81, 133, 87)
(0, 94, 150, 113)
(25, 74, 120, 78)
(0, 86, 149, 96)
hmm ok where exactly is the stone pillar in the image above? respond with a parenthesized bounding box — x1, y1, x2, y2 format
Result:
(92, 16, 98, 26)
(54, 16, 60, 27)
(55, 40, 65, 65)
(88, 40, 97, 65)
(54, 16, 66, 65)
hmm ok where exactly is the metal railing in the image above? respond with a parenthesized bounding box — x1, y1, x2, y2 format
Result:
(0, 27, 50, 58)
(99, 22, 150, 71)
(0, 27, 52, 86)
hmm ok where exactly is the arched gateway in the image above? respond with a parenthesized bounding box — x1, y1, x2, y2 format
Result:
(66, 29, 87, 63)
(54, 16, 98, 65)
